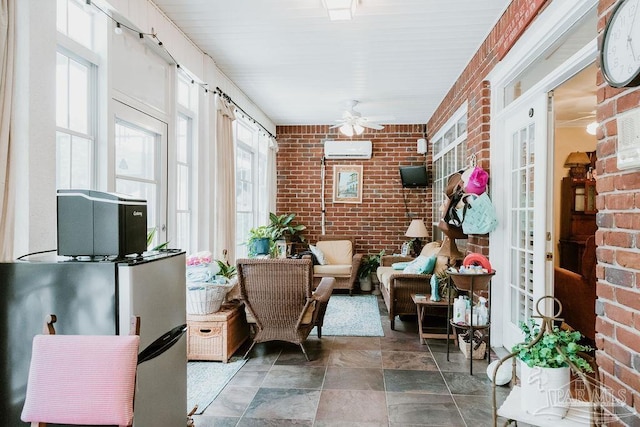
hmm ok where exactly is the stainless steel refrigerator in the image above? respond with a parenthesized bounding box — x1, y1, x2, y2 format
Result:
(0, 250, 187, 426)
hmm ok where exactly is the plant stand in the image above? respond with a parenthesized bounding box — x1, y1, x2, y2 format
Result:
(446, 270, 495, 375)
(491, 296, 601, 427)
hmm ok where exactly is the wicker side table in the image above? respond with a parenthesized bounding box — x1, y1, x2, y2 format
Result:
(187, 301, 249, 362)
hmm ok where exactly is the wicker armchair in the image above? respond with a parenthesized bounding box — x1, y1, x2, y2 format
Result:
(237, 258, 335, 360)
(311, 235, 363, 295)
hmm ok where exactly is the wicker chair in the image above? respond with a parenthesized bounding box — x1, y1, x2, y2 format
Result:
(311, 235, 363, 295)
(237, 258, 335, 360)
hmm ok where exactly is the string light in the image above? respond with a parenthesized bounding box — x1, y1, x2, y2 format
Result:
(83, 0, 276, 140)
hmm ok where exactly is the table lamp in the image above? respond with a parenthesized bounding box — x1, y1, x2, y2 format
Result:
(564, 151, 591, 179)
(405, 219, 429, 256)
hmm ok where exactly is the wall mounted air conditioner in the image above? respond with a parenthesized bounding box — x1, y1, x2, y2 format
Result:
(323, 140, 372, 159)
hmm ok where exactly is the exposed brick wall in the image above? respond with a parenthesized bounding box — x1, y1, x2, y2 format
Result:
(425, 0, 639, 423)
(594, 1, 640, 422)
(275, 125, 429, 256)
(428, 0, 551, 255)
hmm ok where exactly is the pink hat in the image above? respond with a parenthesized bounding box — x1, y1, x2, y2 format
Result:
(462, 166, 488, 195)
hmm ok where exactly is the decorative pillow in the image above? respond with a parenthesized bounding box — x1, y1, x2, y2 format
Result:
(392, 262, 410, 270)
(308, 244, 326, 265)
(403, 255, 437, 274)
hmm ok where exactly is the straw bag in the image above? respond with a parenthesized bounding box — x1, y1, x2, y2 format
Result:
(460, 192, 498, 235)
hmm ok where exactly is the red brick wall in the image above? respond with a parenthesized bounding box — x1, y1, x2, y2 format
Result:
(427, 0, 550, 255)
(425, 0, 640, 422)
(594, 1, 640, 422)
(275, 125, 429, 255)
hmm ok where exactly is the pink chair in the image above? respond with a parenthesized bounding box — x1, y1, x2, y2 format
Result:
(21, 315, 140, 427)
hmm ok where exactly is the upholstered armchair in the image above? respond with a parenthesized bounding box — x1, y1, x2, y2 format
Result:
(237, 258, 335, 360)
(311, 235, 362, 295)
(554, 235, 596, 343)
(376, 241, 449, 330)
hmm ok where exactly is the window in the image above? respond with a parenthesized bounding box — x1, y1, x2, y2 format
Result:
(431, 105, 468, 240)
(56, 0, 97, 190)
(57, 0, 94, 50)
(175, 113, 193, 252)
(174, 73, 197, 252)
(234, 117, 270, 257)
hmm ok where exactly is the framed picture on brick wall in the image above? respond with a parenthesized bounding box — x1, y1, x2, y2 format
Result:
(333, 165, 363, 203)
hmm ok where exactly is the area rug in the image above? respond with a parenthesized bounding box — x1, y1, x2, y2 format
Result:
(313, 294, 384, 337)
(187, 357, 247, 415)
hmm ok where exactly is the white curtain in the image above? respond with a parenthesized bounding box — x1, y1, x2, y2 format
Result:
(267, 136, 278, 214)
(0, 0, 15, 262)
(213, 94, 236, 262)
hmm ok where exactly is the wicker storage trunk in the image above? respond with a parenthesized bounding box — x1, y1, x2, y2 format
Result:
(187, 301, 249, 362)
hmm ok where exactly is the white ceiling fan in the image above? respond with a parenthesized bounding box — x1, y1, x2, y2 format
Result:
(330, 100, 385, 136)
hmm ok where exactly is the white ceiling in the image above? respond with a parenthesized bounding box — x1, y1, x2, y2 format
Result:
(151, 0, 511, 126)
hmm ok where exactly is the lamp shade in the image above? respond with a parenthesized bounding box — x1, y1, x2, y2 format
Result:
(405, 219, 429, 238)
(564, 151, 591, 167)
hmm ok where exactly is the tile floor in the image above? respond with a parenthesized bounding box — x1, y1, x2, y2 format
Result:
(193, 296, 515, 427)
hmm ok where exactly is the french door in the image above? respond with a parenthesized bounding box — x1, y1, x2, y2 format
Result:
(112, 101, 168, 247)
(500, 92, 554, 349)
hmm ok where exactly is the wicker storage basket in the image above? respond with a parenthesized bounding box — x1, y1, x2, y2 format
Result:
(458, 334, 487, 359)
(186, 283, 231, 315)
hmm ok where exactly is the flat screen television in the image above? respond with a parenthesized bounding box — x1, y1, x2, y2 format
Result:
(399, 165, 429, 188)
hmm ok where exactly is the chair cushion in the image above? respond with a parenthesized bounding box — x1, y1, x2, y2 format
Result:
(377, 266, 396, 293)
(316, 240, 353, 265)
(314, 264, 352, 277)
(420, 241, 442, 258)
(392, 262, 410, 270)
(21, 334, 139, 425)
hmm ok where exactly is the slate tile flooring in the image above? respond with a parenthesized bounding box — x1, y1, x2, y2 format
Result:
(193, 296, 516, 426)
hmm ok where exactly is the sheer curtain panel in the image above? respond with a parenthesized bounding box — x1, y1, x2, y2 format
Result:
(0, 0, 15, 261)
(213, 94, 237, 262)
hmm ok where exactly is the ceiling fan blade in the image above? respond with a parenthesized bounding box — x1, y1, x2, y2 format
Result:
(329, 123, 343, 129)
(359, 122, 384, 130)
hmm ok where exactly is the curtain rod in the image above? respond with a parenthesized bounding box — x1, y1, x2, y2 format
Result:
(215, 87, 276, 140)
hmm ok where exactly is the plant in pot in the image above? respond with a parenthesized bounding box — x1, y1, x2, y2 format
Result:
(247, 225, 274, 257)
(267, 212, 306, 242)
(358, 250, 385, 293)
(512, 318, 593, 419)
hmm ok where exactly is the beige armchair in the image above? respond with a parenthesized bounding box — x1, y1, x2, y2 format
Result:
(237, 258, 335, 360)
(311, 235, 363, 295)
(376, 241, 449, 329)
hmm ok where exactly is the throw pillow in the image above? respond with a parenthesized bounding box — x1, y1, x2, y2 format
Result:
(403, 255, 435, 274)
(422, 255, 437, 274)
(392, 262, 410, 270)
(309, 244, 326, 265)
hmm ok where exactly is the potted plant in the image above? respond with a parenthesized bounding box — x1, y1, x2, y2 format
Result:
(267, 212, 306, 242)
(358, 250, 385, 293)
(247, 225, 274, 257)
(512, 319, 593, 418)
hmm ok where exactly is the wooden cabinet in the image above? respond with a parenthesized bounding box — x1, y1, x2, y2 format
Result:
(559, 177, 597, 273)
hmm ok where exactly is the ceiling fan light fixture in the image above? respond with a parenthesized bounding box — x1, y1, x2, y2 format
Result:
(353, 124, 364, 135)
(586, 121, 598, 135)
(339, 123, 354, 137)
(323, 0, 356, 21)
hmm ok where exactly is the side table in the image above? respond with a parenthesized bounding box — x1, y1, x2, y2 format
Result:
(411, 294, 455, 344)
(187, 300, 249, 363)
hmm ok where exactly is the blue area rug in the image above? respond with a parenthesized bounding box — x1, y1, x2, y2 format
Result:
(187, 357, 246, 415)
(313, 294, 384, 337)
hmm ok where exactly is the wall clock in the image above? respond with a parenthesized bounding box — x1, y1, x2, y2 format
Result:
(601, 0, 640, 87)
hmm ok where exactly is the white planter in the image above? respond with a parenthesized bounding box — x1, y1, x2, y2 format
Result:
(359, 276, 372, 292)
(520, 362, 571, 419)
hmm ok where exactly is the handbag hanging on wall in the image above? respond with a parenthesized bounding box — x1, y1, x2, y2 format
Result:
(460, 192, 498, 235)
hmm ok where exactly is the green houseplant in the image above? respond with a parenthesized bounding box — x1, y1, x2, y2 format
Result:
(512, 318, 593, 418)
(358, 250, 385, 292)
(247, 225, 274, 257)
(267, 212, 306, 242)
